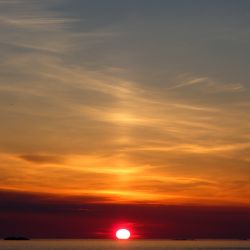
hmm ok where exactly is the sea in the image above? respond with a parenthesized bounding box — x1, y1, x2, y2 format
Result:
(0, 240, 250, 250)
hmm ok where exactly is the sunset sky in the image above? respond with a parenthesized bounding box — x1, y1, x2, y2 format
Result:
(1, 0, 250, 238)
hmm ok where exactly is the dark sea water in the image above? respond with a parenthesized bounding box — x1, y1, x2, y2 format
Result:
(0, 240, 250, 250)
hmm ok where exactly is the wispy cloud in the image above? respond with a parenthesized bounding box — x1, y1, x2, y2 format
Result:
(20, 154, 65, 164)
(170, 77, 208, 89)
(1, 16, 76, 27)
(169, 74, 244, 93)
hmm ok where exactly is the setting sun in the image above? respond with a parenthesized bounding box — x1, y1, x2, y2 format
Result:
(116, 229, 131, 240)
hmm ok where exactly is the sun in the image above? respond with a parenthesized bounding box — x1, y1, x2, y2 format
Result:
(116, 228, 131, 240)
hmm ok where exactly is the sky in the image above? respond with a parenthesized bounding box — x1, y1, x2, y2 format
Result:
(0, 0, 250, 238)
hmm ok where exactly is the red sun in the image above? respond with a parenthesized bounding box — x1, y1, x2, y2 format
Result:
(116, 228, 131, 240)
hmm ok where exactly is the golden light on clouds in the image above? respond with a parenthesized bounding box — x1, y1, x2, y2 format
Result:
(0, 0, 250, 208)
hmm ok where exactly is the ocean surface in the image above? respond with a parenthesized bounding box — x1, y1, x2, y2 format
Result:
(0, 240, 250, 250)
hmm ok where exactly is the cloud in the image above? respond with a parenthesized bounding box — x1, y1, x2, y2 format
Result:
(19, 154, 65, 164)
(1, 189, 250, 239)
(170, 77, 208, 89)
(169, 74, 244, 93)
(1, 151, 250, 206)
(1, 16, 76, 28)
